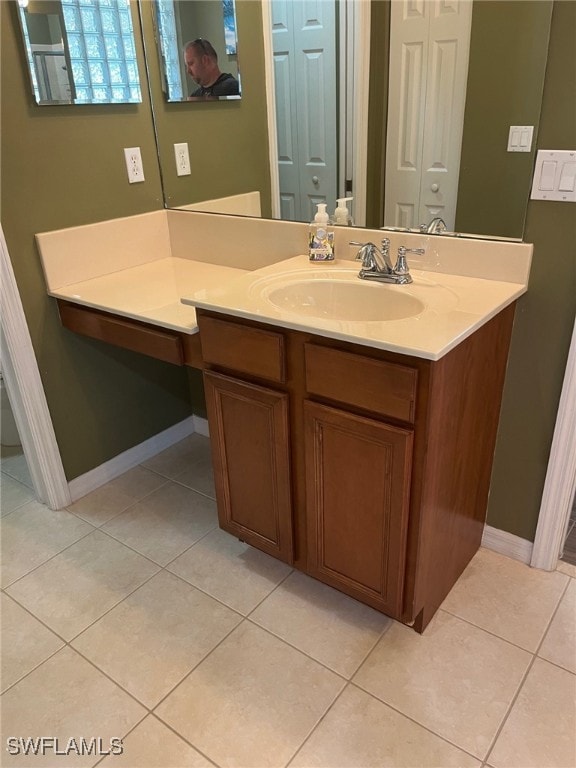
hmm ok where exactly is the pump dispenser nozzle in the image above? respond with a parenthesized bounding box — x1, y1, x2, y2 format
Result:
(314, 203, 329, 224)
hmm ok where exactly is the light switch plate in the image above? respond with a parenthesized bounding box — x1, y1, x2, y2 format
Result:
(531, 150, 576, 202)
(507, 126, 534, 152)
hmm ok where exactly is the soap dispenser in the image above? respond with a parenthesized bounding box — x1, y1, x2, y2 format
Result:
(334, 197, 354, 226)
(308, 203, 335, 261)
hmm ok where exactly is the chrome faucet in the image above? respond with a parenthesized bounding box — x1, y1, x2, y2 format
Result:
(420, 217, 447, 234)
(350, 239, 424, 284)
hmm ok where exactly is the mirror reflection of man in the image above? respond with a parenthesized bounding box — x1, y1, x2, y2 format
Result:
(184, 39, 240, 98)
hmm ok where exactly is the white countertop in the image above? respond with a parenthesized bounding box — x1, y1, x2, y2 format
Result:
(48, 257, 248, 334)
(183, 255, 527, 360)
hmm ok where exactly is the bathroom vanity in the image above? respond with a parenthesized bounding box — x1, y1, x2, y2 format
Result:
(35, 209, 533, 631)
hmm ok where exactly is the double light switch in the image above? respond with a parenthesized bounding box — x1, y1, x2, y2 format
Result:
(530, 150, 576, 202)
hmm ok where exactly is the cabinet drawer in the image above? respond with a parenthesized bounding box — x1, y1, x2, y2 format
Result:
(58, 301, 184, 365)
(305, 344, 417, 423)
(198, 315, 285, 383)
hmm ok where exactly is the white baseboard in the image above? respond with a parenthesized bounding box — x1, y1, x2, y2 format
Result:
(192, 414, 209, 437)
(68, 416, 200, 502)
(482, 524, 533, 565)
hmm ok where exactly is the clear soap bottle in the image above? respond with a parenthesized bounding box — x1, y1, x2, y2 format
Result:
(334, 197, 354, 226)
(308, 203, 335, 261)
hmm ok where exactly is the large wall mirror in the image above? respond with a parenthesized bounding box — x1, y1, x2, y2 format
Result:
(139, 0, 553, 242)
(16, 0, 143, 104)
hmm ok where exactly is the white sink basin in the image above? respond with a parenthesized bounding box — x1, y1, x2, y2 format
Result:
(266, 279, 425, 321)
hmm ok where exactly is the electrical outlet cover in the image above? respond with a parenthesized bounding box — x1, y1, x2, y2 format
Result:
(124, 147, 145, 183)
(174, 142, 191, 176)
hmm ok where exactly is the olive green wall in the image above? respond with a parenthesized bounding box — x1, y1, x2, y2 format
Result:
(456, 1, 553, 238)
(486, 0, 576, 540)
(141, 0, 272, 213)
(1, 0, 192, 481)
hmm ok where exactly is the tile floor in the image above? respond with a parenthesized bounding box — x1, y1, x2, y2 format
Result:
(1, 435, 575, 768)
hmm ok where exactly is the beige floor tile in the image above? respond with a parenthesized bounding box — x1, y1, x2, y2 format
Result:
(290, 684, 481, 768)
(1, 593, 64, 692)
(557, 560, 576, 578)
(156, 621, 344, 768)
(441, 548, 568, 651)
(0, 451, 33, 488)
(5, 530, 159, 640)
(168, 527, 292, 615)
(102, 482, 218, 566)
(68, 466, 168, 526)
(251, 571, 390, 678)
(1, 647, 146, 768)
(538, 578, 576, 673)
(72, 570, 241, 707)
(99, 716, 214, 767)
(0, 473, 36, 516)
(0, 500, 93, 587)
(173, 454, 216, 499)
(488, 658, 576, 768)
(353, 610, 531, 759)
(141, 435, 212, 480)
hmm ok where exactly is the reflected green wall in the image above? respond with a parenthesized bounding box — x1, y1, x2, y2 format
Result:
(141, 0, 272, 212)
(456, 1, 553, 238)
(0, 0, 192, 481)
(486, 0, 576, 540)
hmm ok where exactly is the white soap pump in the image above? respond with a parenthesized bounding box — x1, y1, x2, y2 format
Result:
(308, 203, 335, 261)
(334, 197, 354, 226)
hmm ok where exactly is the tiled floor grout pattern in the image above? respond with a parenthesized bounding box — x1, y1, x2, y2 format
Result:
(1, 435, 575, 768)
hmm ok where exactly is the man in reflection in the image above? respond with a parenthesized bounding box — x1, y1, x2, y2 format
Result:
(184, 39, 239, 99)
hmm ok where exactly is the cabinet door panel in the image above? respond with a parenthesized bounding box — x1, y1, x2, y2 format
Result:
(204, 371, 293, 563)
(305, 401, 412, 616)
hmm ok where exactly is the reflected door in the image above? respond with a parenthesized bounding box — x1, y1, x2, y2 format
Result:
(272, 0, 337, 222)
(385, 0, 472, 230)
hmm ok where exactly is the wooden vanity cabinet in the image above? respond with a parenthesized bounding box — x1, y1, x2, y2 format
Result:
(197, 303, 516, 632)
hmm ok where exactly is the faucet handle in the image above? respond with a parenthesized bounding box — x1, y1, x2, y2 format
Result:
(394, 245, 424, 276)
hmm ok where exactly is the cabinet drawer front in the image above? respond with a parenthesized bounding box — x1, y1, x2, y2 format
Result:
(58, 301, 183, 365)
(199, 315, 285, 383)
(305, 344, 417, 423)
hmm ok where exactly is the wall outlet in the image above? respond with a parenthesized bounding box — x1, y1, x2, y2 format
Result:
(124, 147, 145, 183)
(174, 142, 191, 176)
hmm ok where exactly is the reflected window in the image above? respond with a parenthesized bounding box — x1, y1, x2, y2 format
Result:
(61, 0, 141, 103)
(155, 0, 183, 100)
(18, 0, 141, 104)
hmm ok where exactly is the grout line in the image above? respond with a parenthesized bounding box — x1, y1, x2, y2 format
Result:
(482, 575, 572, 765)
(284, 681, 350, 767)
(1, 524, 98, 591)
(348, 678, 487, 764)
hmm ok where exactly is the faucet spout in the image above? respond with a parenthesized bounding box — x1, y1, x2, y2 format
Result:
(420, 217, 447, 234)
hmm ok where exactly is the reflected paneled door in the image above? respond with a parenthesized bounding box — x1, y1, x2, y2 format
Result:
(384, 0, 472, 230)
(271, 0, 337, 221)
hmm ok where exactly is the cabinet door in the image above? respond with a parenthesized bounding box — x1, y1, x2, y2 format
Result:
(204, 371, 293, 564)
(305, 401, 413, 616)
